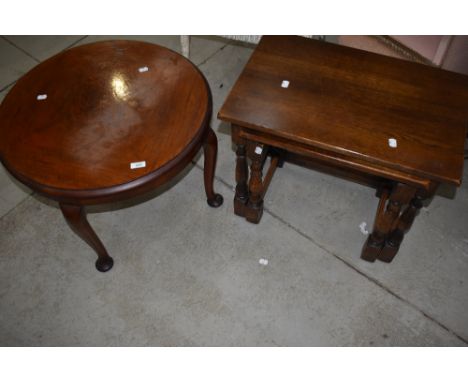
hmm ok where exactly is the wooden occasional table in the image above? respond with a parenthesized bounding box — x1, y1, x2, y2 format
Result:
(219, 36, 468, 263)
(0, 40, 223, 272)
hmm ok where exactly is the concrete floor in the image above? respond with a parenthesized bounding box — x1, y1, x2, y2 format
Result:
(0, 36, 467, 346)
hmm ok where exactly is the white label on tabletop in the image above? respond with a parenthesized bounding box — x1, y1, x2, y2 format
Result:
(138, 66, 149, 73)
(281, 80, 290, 88)
(130, 161, 146, 169)
(36, 94, 47, 100)
(388, 138, 397, 148)
(255, 146, 263, 155)
(259, 258, 269, 266)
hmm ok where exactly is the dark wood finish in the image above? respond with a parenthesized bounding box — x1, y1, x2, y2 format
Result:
(232, 126, 281, 221)
(234, 143, 249, 217)
(219, 35, 468, 263)
(0, 40, 223, 272)
(261, 155, 280, 199)
(361, 183, 417, 262)
(285, 151, 386, 190)
(220, 36, 468, 187)
(245, 142, 266, 223)
(203, 127, 224, 207)
(379, 186, 435, 262)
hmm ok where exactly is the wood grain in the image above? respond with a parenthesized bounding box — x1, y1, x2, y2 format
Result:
(219, 35, 468, 186)
(0, 40, 223, 271)
(0, 40, 209, 192)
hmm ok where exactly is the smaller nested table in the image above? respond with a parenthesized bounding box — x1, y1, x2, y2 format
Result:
(218, 35, 468, 264)
(0, 40, 223, 272)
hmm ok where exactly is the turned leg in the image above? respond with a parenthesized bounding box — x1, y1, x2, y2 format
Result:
(361, 183, 416, 262)
(244, 143, 265, 223)
(361, 187, 391, 262)
(379, 191, 427, 262)
(202, 127, 223, 207)
(60, 203, 114, 272)
(234, 144, 249, 216)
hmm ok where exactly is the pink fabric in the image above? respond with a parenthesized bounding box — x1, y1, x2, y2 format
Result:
(337, 35, 468, 75)
(393, 36, 443, 61)
(441, 36, 468, 75)
(338, 36, 405, 60)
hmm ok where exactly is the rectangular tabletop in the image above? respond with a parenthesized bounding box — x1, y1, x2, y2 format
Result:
(218, 36, 468, 186)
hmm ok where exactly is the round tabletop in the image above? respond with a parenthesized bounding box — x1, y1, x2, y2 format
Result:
(0, 40, 211, 200)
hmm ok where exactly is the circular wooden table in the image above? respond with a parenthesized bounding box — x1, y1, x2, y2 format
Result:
(0, 40, 223, 272)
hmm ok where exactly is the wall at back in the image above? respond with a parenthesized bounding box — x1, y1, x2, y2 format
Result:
(338, 36, 468, 75)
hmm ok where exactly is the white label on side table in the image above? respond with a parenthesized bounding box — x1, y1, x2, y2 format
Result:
(130, 161, 146, 169)
(281, 80, 290, 88)
(255, 146, 263, 155)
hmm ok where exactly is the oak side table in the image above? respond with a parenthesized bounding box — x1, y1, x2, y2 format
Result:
(218, 35, 468, 263)
(0, 40, 223, 272)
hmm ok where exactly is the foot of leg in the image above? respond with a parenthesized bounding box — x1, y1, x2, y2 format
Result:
(361, 183, 415, 263)
(95, 256, 114, 272)
(361, 236, 384, 262)
(60, 203, 114, 272)
(202, 127, 223, 208)
(379, 193, 425, 262)
(379, 231, 403, 263)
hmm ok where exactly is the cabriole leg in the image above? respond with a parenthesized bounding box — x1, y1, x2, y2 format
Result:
(202, 127, 223, 208)
(60, 203, 114, 272)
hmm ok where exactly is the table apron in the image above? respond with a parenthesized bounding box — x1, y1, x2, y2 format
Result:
(235, 127, 436, 191)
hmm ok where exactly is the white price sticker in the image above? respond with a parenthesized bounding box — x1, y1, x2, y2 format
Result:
(130, 161, 146, 169)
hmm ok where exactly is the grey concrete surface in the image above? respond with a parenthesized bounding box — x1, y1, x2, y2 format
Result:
(0, 37, 38, 90)
(5, 35, 86, 61)
(0, 84, 32, 218)
(76, 35, 226, 66)
(0, 35, 467, 346)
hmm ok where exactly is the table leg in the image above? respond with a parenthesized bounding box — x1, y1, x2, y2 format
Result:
(234, 143, 249, 216)
(202, 127, 223, 207)
(60, 203, 114, 272)
(244, 143, 265, 223)
(379, 191, 427, 262)
(361, 183, 416, 262)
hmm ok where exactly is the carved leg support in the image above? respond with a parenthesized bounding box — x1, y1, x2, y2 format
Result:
(379, 192, 425, 262)
(361, 187, 391, 262)
(234, 144, 249, 216)
(361, 183, 416, 262)
(244, 143, 265, 223)
(203, 127, 223, 208)
(233, 140, 280, 224)
(60, 203, 114, 272)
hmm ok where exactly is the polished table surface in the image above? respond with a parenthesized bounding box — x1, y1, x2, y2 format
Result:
(219, 35, 468, 263)
(219, 35, 468, 187)
(0, 40, 209, 192)
(0, 40, 222, 271)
